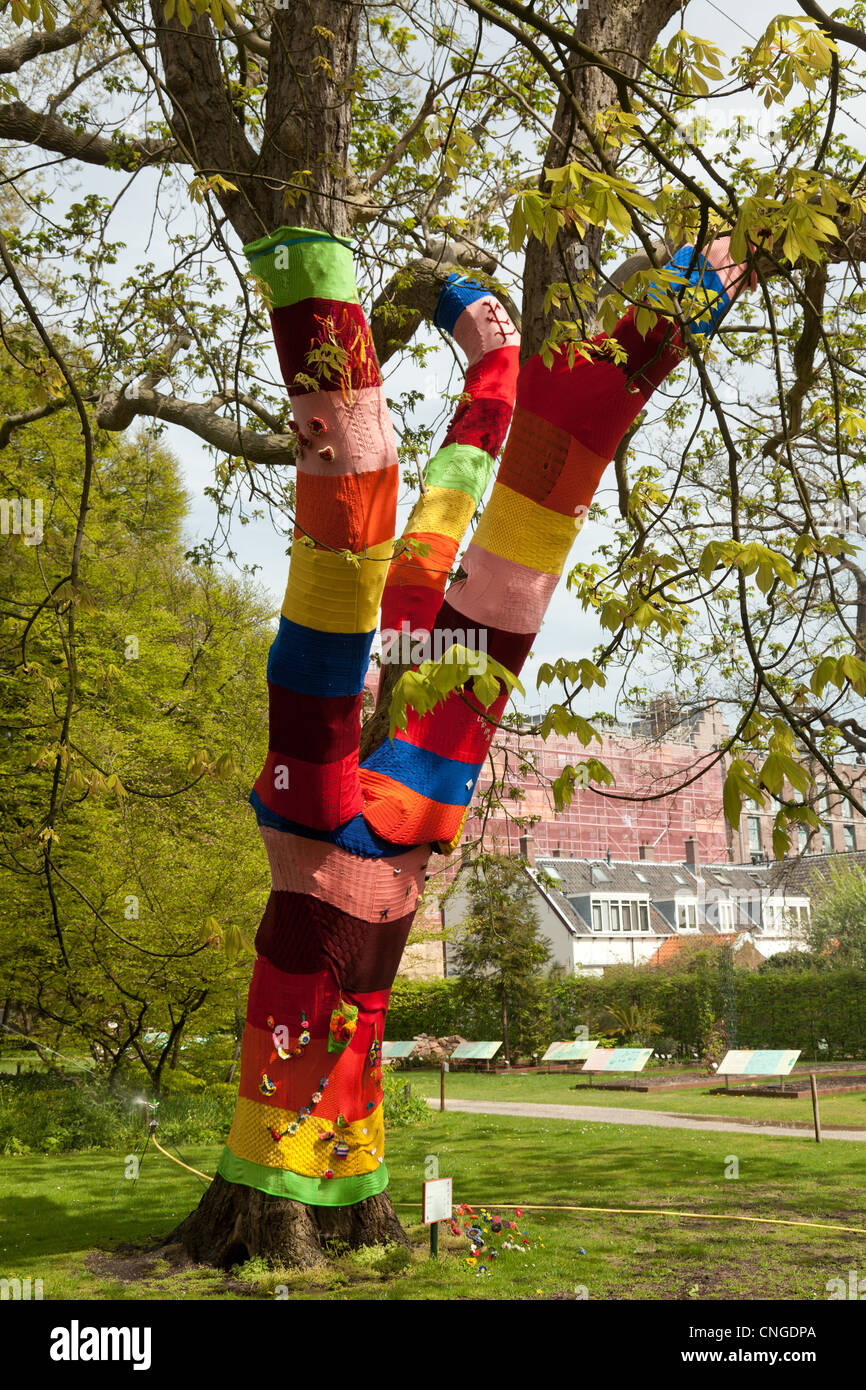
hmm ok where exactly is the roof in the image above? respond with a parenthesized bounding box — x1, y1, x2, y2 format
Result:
(646, 933, 768, 969)
(534, 857, 769, 899)
(768, 848, 866, 899)
(528, 866, 680, 938)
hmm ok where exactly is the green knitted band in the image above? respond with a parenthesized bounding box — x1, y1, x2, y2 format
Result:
(217, 1146, 390, 1207)
(426, 442, 495, 505)
(243, 225, 359, 310)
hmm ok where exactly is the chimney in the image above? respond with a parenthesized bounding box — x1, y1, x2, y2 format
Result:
(460, 842, 471, 868)
(684, 838, 699, 873)
(518, 833, 535, 866)
(639, 843, 655, 862)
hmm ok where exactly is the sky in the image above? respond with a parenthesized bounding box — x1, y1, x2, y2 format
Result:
(34, 0, 866, 720)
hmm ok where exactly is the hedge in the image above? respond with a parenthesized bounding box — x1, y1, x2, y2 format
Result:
(388, 970, 866, 1059)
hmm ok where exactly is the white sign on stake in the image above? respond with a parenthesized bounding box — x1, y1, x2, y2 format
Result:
(422, 1177, 453, 1225)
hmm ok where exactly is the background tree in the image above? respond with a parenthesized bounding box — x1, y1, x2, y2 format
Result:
(452, 853, 551, 1062)
(0, 341, 273, 1087)
(804, 860, 866, 969)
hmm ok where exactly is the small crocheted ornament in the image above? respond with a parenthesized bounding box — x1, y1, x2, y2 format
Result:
(328, 1000, 359, 1054)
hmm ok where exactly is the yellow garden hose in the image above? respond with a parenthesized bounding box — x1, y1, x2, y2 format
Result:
(147, 1139, 866, 1238)
(394, 1202, 866, 1237)
(150, 1133, 213, 1183)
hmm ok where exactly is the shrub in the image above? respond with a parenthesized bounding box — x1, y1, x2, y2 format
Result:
(382, 1066, 430, 1126)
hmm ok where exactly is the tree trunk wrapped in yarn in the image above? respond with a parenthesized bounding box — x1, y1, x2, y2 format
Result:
(170, 229, 753, 1267)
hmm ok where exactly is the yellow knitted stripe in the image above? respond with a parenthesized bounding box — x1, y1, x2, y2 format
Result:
(405, 486, 476, 544)
(227, 1094, 384, 1176)
(282, 538, 393, 634)
(472, 483, 578, 575)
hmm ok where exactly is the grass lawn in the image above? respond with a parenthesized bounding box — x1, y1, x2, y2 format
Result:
(406, 1068, 866, 1127)
(1, 1111, 863, 1301)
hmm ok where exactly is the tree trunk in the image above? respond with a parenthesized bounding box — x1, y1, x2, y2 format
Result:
(520, 0, 681, 358)
(501, 993, 509, 1065)
(165, 1174, 407, 1270)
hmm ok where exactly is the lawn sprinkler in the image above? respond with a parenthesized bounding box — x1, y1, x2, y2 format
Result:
(112, 1096, 206, 1200)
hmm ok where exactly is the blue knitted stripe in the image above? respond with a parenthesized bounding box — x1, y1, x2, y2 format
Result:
(248, 790, 408, 860)
(434, 272, 493, 336)
(267, 615, 374, 698)
(361, 736, 482, 808)
(647, 248, 731, 337)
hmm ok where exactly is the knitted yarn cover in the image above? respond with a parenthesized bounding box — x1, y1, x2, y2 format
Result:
(220, 229, 750, 1203)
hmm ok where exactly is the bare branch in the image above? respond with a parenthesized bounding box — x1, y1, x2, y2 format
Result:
(0, 396, 72, 449)
(0, 13, 97, 75)
(0, 99, 175, 169)
(95, 383, 295, 464)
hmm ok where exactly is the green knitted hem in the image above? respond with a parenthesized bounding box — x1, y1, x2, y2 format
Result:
(426, 442, 494, 505)
(217, 1146, 390, 1207)
(243, 225, 358, 310)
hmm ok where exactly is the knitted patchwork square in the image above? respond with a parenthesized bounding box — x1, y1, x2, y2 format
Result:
(282, 536, 393, 634)
(385, 530, 459, 590)
(426, 442, 494, 505)
(255, 890, 415, 992)
(267, 685, 362, 765)
(442, 396, 514, 457)
(258, 828, 427, 921)
(472, 482, 578, 575)
(379, 583, 445, 640)
(404, 485, 477, 545)
(292, 388, 398, 477)
(445, 543, 559, 634)
(360, 770, 467, 846)
(244, 226, 358, 310)
(450, 298, 519, 365)
(266, 616, 374, 698)
(294, 466, 398, 552)
(252, 747, 362, 831)
(272, 300, 381, 395)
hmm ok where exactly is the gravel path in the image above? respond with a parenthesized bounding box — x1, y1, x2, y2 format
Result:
(425, 1096, 866, 1141)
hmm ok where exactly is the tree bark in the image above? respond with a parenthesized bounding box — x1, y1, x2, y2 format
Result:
(165, 1174, 408, 1270)
(519, 0, 680, 359)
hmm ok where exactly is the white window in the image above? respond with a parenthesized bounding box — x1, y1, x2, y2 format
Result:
(676, 900, 698, 931)
(844, 823, 856, 851)
(590, 897, 652, 933)
(716, 901, 735, 930)
(783, 901, 811, 931)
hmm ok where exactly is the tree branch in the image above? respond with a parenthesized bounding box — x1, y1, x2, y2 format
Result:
(796, 0, 866, 57)
(0, 14, 97, 74)
(0, 99, 175, 169)
(94, 383, 295, 464)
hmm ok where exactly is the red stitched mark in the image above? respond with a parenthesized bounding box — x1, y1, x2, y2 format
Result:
(484, 302, 516, 343)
